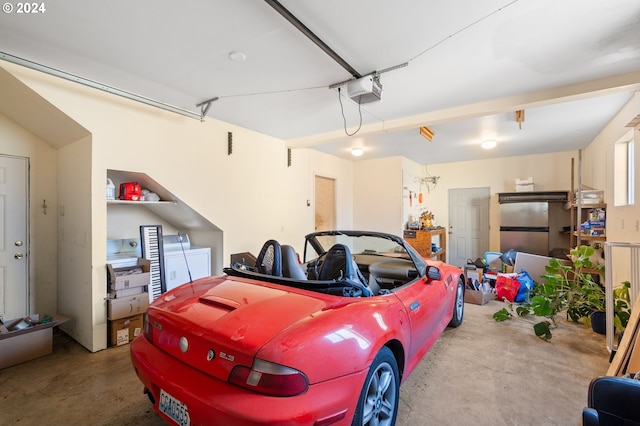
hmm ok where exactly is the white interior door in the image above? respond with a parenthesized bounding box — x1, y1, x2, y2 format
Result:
(0, 155, 29, 320)
(448, 187, 490, 267)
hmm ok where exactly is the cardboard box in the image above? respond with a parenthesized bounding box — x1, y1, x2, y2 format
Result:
(107, 258, 151, 290)
(107, 292, 149, 320)
(588, 209, 606, 221)
(515, 177, 534, 192)
(577, 189, 604, 204)
(0, 315, 70, 369)
(581, 220, 606, 229)
(108, 314, 144, 347)
(109, 286, 145, 299)
(465, 268, 483, 283)
(464, 289, 495, 305)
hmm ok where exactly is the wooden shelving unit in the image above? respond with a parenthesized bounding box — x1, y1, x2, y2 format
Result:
(403, 228, 446, 260)
(570, 202, 606, 248)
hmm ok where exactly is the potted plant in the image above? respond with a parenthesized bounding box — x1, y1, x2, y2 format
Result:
(493, 245, 608, 340)
(583, 280, 631, 335)
(580, 279, 606, 334)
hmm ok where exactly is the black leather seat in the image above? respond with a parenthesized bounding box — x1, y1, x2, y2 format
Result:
(583, 376, 640, 426)
(281, 245, 307, 280)
(318, 244, 357, 282)
(317, 244, 376, 296)
(255, 239, 282, 277)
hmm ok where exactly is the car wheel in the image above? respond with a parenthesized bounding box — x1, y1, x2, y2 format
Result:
(352, 346, 399, 426)
(448, 277, 464, 327)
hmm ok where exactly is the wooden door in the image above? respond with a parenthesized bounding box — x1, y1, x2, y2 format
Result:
(315, 176, 335, 231)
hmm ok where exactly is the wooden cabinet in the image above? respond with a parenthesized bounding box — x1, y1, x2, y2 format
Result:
(403, 228, 446, 260)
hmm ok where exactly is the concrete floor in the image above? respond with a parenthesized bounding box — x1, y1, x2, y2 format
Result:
(0, 300, 610, 426)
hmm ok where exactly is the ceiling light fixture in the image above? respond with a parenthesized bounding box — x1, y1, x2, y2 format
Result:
(228, 51, 247, 62)
(481, 140, 497, 150)
(419, 126, 435, 142)
(351, 147, 364, 157)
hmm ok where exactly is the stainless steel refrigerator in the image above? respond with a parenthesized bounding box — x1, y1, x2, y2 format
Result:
(499, 192, 569, 256)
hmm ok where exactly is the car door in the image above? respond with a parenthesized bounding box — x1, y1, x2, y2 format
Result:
(394, 274, 448, 357)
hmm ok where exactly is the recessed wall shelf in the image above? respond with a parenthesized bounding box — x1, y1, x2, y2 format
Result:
(107, 200, 177, 205)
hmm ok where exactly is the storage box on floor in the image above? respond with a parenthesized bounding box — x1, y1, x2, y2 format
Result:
(107, 259, 150, 346)
(108, 314, 144, 347)
(0, 315, 70, 369)
(463, 267, 495, 305)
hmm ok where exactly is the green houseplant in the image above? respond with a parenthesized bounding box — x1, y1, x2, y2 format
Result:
(493, 245, 609, 340)
(584, 280, 631, 334)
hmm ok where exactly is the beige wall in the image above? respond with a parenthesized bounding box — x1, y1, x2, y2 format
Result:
(354, 157, 404, 234)
(58, 136, 95, 349)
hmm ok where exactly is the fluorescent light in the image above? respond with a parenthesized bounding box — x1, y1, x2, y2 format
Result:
(351, 147, 364, 157)
(481, 140, 497, 149)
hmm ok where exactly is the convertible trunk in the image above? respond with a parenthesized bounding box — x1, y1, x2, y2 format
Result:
(144, 275, 329, 382)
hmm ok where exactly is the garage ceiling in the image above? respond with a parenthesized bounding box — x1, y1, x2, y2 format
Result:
(1, 0, 639, 164)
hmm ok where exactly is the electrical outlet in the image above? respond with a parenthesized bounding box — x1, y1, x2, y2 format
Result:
(636, 220, 639, 232)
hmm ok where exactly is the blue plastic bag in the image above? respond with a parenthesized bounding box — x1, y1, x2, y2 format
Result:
(514, 270, 535, 303)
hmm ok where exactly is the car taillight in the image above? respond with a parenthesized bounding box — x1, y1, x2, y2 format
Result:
(143, 314, 153, 343)
(229, 359, 308, 397)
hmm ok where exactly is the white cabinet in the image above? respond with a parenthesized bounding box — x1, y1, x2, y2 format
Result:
(164, 247, 211, 291)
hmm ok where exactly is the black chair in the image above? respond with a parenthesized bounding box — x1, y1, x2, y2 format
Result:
(281, 245, 307, 280)
(583, 376, 640, 426)
(255, 240, 282, 277)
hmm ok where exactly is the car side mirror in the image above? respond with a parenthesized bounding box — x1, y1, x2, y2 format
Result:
(426, 265, 441, 281)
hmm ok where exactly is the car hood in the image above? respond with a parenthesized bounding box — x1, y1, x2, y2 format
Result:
(145, 275, 331, 381)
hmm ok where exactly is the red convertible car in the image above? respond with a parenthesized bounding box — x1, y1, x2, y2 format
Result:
(130, 230, 464, 426)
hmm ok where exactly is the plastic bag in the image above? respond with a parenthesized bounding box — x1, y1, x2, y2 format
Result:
(514, 270, 535, 303)
(495, 275, 520, 302)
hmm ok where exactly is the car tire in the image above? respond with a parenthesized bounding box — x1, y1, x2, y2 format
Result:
(448, 276, 464, 327)
(351, 346, 399, 426)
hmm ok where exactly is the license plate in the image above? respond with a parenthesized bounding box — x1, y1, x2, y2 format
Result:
(159, 389, 190, 426)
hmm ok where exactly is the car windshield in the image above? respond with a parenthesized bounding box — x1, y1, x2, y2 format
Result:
(304, 233, 410, 262)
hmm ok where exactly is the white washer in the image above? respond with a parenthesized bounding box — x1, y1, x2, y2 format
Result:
(164, 246, 211, 291)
